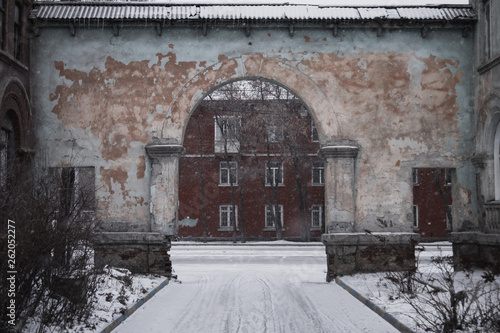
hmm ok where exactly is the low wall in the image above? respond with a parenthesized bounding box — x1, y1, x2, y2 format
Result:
(450, 232, 500, 273)
(322, 232, 420, 281)
(93, 232, 172, 276)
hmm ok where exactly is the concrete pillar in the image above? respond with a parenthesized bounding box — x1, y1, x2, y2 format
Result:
(145, 143, 185, 235)
(320, 145, 359, 233)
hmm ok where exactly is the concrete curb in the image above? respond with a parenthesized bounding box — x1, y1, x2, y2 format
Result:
(335, 277, 414, 333)
(172, 241, 323, 247)
(99, 278, 170, 333)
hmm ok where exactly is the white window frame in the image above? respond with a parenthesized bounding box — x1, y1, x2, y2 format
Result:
(265, 204, 283, 230)
(311, 205, 324, 229)
(265, 161, 284, 186)
(219, 205, 238, 231)
(266, 125, 283, 142)
(214, 116, 241, 153)
(220, 161, 238, 186)
(312, 161, 324, 185)
(413, 205, 419, 229)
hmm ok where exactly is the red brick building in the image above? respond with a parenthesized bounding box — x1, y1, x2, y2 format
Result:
(412, 168, 453, 241)
(178, 98, 324, 241)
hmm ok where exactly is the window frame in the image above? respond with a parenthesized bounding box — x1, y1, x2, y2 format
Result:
(483, 0, 492, 61)
(219, 161, 238, 186)
(214, 115, 241, 153)
(494, 122, 500, 200)
(413, 205, 419, 229)
(14, 2, 22, 60)
(311, 204, 324, 229)
(265, 161, 284, 186)
(312, 161, 325, 186)
(0, 0, 5, 51)
(311, 121, 319, 142)
(266, 125, 283, 142)
(219, 204, 238, 231)
(412, 169, 419, 186)
(444, 168, 452, 187)
(446, 205, 452, 230)
(265, 204, 283, 230)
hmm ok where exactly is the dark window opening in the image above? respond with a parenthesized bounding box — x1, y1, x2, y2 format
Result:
(14, 3, 21, 60)
(0, 0, 5, 50)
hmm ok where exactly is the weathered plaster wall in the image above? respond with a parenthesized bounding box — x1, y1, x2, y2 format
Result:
(31, 25, 475, 232)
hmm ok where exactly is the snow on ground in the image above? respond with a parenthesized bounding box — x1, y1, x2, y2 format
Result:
(340, 243, 454, 332)
(113, 242, 399, 333)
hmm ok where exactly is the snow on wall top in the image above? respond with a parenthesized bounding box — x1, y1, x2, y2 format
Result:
(31, 2, 475, 22)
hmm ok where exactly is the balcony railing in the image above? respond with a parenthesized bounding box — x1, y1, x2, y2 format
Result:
(485, 202, 500, 233)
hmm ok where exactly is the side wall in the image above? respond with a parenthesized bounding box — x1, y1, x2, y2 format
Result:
(30, 25, 476, 234)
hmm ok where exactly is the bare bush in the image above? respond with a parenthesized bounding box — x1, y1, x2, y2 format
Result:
(0, 164, 98, 332)
(387, 252, 500, 332)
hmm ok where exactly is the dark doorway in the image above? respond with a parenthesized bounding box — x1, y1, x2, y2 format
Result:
(412, 168, 453, 241)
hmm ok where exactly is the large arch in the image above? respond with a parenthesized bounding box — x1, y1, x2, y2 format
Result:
(0, 78, 33, 153)
(476, 93, 500, 202)
(164, 54, 342, 146)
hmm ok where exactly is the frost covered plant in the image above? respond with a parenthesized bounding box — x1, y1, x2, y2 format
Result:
(387, 255, 500, 333)
(0, 165, 99, 332)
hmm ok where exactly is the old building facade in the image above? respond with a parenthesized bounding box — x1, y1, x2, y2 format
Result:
(0, 0, 33, 183)
(28, 1, 482, 275)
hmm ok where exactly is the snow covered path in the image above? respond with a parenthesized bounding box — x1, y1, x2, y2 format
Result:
(114, 243, 399, 333)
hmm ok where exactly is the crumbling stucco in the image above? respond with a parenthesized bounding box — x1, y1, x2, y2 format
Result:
(31, 27, 475, 232)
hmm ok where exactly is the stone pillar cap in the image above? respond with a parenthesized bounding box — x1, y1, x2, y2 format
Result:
(320, 145, 359, 158)
(145, 143, 185, 158)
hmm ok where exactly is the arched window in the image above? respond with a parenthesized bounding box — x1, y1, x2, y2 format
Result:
(494, 122, 500, 200)
(0, 112, 17, 185)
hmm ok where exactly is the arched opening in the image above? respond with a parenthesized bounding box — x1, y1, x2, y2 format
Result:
(178, 79, 324, 242)
(0, 110, 20, 186)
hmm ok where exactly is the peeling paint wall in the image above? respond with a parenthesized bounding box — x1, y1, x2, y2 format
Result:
(31, 25, 475, 232)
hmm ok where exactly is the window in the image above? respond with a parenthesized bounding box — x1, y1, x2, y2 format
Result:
(412, 169, 419, 186)
(484, 0, 492, 61)
(50, 167, 96, 221)
(494, 122, 500, 200)
(265, 205, 283, 229)
(220, 161, 237, 186)
(312, 121, 319, 142)
(14, 3, 21, 60)
(214, 116, 240, 153)
(311, 205, 324, 229)
(265, 162, 283, 186)
(0, 0, 4, 50)
(220, 205, 237, 230)
(312, 161, 324, 185)
(444, 169, 452, 186)
(413, 205, 419, 229)
(0, 114, 16, 187)
(266, 125, 283, 142)
(446, 205, 452, 230)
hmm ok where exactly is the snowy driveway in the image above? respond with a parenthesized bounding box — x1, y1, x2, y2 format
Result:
(114, 243, 399, 333)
